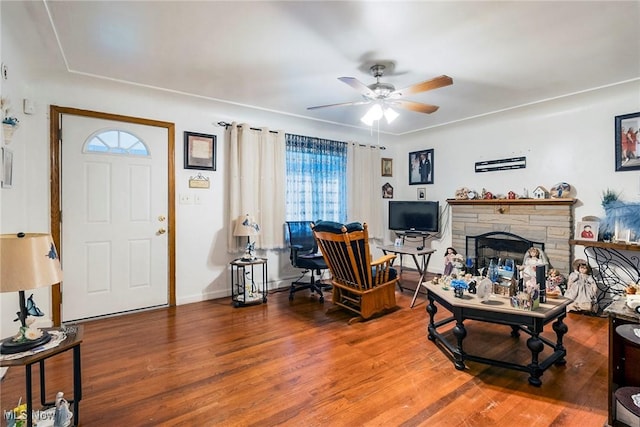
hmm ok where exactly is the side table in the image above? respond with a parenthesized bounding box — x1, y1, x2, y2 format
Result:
(0, 325, 83, 427)
(230, 257, 268, 307)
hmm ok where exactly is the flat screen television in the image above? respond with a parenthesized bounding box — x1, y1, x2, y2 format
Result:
(388, 201, 440, 233)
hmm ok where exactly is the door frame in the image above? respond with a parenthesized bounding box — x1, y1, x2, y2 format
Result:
(49, 105, 176, 326)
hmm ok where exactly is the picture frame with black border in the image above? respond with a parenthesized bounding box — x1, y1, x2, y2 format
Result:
(409, 149, 434, 185)
(615, 112, 640, 171)
(184, 131, 216, 171)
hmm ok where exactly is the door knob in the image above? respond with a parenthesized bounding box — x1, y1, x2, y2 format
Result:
(157, 228, 166, 235)
(158, 215, 166, 222)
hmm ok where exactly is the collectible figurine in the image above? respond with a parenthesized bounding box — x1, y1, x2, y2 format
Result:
(546, 268, 567, 297)
(443, 247, 457, 276)
(518, 247, 548, 284)
(565, 259, 598, 313)
(54, 391, 73, 427)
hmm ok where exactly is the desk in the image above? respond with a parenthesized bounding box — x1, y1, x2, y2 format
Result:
(426, 285, 570, 386)
(378, 245, 436, 308)
(0, 325, 83, 427)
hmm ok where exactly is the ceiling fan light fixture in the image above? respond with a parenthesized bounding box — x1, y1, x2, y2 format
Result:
(384, 107, 399, 124)
(361, 103, 383, 125)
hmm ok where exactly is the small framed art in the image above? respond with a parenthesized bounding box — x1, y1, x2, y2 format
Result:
(575, 221, 598, 242)
(381, 158, 393, 177)
(382, 183, 393, 199)
(417, 187, 426, 200)
(409, 149, 434, 185)
(615, 112, 640, 171)
(184, 131, 216, 171)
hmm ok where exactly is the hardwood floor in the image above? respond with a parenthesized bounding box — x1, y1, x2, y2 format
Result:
(1, 274, 610, 426)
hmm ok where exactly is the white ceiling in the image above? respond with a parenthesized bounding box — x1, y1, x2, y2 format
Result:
(6, 1, 640, 135)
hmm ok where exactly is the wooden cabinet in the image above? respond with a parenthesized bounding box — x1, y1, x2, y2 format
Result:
(606, 299, 640, 425)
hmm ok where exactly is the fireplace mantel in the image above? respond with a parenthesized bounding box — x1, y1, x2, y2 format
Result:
(447, 198, 576, 206)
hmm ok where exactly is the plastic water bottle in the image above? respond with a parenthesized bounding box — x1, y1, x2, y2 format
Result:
(489, 259, 499, 283)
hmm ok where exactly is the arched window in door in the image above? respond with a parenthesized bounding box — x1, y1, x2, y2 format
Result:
(83, 129, 150, 156)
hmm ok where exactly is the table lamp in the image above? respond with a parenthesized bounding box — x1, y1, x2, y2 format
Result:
(0, 233, 63, 354)
(233, 214, 260, 260)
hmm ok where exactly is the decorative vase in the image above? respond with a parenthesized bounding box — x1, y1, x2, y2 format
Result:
(454, 288, 464, 298)
(2, 123, 15, 144)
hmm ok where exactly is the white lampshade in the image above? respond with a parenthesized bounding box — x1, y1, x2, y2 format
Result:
(361, 104, 399, 126)
(0, 233, 63, 293)
(233, 214, 260, 237)
(384, 107, 399, 124)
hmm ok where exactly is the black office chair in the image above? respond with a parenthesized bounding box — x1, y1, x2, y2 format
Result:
(286, 221, 329, 302)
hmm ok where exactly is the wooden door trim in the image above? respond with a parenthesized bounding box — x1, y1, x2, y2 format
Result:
(50, 105, 176, 325)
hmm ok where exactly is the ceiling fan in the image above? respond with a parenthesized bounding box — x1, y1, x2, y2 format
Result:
(307, 64, 453, 121)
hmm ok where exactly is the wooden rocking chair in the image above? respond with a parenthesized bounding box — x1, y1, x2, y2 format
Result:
(311, 221, 398, 324)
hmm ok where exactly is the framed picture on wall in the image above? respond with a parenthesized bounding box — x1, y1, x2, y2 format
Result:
(575, 221, 598, 242)
(417, 187, 426, 200)
(615, 112, 640, 171)
(381, 158, 393, 177)
(382, 183, 393, 199)
(409, 149, 434, 185)
(184, 131, 216, 171)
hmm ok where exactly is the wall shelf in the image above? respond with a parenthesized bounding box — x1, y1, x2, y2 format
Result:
(447, 198, 576, 206)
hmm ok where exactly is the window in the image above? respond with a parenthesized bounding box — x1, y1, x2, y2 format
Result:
(84, 129, 149, 157)
(285, 134, 347, 222)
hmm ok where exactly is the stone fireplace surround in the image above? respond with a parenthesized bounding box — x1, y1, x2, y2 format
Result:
(448, 198, 576, 274)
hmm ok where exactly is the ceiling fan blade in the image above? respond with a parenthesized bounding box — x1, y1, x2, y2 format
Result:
(393, 100, 440, 114)
(338, 77, 375, 97)
(307, 100, 371, 111)
(391, 75, 453, 97)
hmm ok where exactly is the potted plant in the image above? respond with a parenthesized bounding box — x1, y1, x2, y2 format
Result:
(1, 97, 19, 143)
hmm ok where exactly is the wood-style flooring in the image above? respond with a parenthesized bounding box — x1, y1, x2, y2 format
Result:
(0, 273, 609, 426)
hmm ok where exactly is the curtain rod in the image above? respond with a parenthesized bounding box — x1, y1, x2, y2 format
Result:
(217, 121, 280, 134)
(218, 121, 385, 149)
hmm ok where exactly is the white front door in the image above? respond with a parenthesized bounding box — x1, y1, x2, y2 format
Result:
(61, 115, 169, 321)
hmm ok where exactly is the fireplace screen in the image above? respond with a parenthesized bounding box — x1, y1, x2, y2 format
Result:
(466, 231, 545, 274)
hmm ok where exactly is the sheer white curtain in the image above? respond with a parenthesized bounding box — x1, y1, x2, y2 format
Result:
(347, 143, 383, 239)
(227, 123, 286, 251)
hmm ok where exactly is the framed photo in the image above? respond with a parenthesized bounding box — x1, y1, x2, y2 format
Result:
(1, 147, 13, 189)
(417, 187, 426, 200)
(381, 158, 393, 177)
(575, 220, 598, 242)
(615, 112, 640, 171)
(614, 221, 632, 243)
(382, 183, 393, 199)
(409, 149, 434, 185)
(184, 131, 216, 171)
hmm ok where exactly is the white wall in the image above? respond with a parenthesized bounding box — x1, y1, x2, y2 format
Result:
(2, 3, 639, 336)
(393, 81, 640, 271)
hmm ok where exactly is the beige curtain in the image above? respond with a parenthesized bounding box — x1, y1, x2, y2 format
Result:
(347, 143, 383, 240)
(227, 123, 286, 251)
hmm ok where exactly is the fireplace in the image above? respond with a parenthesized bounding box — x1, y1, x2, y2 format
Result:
(466, 231, 545, 272)
(448, 198, 575, 274)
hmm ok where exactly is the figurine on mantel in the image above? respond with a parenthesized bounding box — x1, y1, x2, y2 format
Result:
(565, 259, 598, 313)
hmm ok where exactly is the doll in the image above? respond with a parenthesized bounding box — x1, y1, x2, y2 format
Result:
(546, 268, 566, 297)
(443, 247, 457, 276)
(518, 247, 548, 283)
(565, 259, 598, 313)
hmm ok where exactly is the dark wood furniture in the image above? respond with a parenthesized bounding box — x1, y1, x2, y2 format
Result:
(426, 284, 570, 386)
(0, 325, 83, 427)
(312, 221, 398, 324)
(604, 298, 640, 426)
(378, 244, 436, 308)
